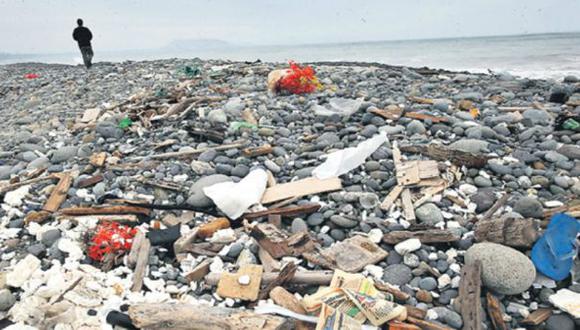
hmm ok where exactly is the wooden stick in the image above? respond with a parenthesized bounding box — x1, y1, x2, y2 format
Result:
(131, 238, 151, 292)
(486, 293, 508, 330)
(185, 259, 212, 282)
(383, 230, 460, 245)
(206, 270, 333, 286)
(151, 141, 248, 159)
(375, 281, 410, 301)
(400, 144, 491, 168)
(404, 112, 448, 123)
(244, 203, 320, 220)
(59, 205, 151, 216)
(471, 194, 509, 223)
(77, 174, 104, 188)
(258, 262, 297, 300)
(242, 144, 273, 157)
(0, 174, 58, 195)
(458, 261, 483, 330)
(42, 173, 73, 213)
(261, 177, 342, 204)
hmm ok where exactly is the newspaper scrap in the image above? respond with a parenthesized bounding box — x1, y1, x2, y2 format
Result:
(316, 304, 363, 330)
(343, 289, 407, 326)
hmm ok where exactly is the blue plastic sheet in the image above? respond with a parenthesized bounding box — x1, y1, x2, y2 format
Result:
(531, 213, 580, 281)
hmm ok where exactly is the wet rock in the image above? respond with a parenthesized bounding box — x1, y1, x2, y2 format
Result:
(513, 196, 543, 218)
(383, 264, 413, 286)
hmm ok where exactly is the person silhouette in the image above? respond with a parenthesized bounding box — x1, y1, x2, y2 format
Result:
(72, 18, 93, 69)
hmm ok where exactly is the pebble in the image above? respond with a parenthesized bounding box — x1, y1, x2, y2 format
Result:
(395, 238, 422, 255)
(415, 203, 444, 225)
(291, 218, 308, 233)
(513, 196, 544, 218)
(382, 264, 413, 286)
(419, 277, 438, 291)
(545, 314, 575, 330)
(0, 289, 16, 311)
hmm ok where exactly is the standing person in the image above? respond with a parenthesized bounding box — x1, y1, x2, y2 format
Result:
(72, 19, 93, 69)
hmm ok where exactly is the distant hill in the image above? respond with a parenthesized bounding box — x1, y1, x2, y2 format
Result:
(163, 39, 233, 51)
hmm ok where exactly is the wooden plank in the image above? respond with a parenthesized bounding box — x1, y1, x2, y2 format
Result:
(242, 144, 273, 157)
(458, 261, 483, 330)
(474, 216, 540, 248)
(216, 265, 263, 301)
(270, 286, 310, 330)
(129, 304, 289, 330)
(89, 152, 107, 167)
(369, 107, 403, 121)
(151, 141, 248, 160)
(43, 173, 73, 212)
(397, 161, 421, 186)
(77, 174, 103, 188)
(383, 229, 461, 244)
(413, 183, 447, 208)
(206, 270, 334, 286)
(258, 262, 297, 300)
(131, 238, 150, 292)
(185, 259, 212, 282)
(380, 185, 404, 210)
(261, 177, 342, 204)
(405, 112, 449, 123)
(521, 308, 552, 326)
(59, 205, 151, 216)
(127, 230, 145, 269)
(401, 188, 416, 222)
(244, 203, 320, 220)
(486, 293, 508, 330)
(418, 160, 440, 179)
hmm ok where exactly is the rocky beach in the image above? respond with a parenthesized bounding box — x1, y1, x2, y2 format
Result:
(0, 58, 579, 330)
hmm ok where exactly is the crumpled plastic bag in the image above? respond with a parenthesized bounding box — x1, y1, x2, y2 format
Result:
(203, 169, 268, 219)
(312, 98, 363, 118)
(531, 213, 580, 280)
(313, 132, 388, 179)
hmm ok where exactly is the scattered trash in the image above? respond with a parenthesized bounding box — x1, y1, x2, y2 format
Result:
(229, 121, 258, 131)
(88, 222, 137, 262)
(267, 61, 321, 95)
(548, 289, 580, 318)
(312, 97, 363, 118)
(531, 213, 580, 280)
(118, 117, 133, 129)
(24, 73, 39, 79)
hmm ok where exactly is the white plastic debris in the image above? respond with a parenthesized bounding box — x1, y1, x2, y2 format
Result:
(6, 254, 41, 288)
(238, 275, 251, 286)
(549, 289, 580, 318)
(394, 238, 421, 255)
(204, 169, 268, 219)
(4, 185, 30, 206)
(312, 97, 363, 118)
(58, 238, 84, 261)
(313, 132, 388, 179)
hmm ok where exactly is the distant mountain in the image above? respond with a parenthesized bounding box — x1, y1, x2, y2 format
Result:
(163, 39, 233, 51)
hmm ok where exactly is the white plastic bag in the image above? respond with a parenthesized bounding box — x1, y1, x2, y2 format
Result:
(313, 98, 363, 117)
(313, 132, 388, 179)
(203, 169, 268, 219)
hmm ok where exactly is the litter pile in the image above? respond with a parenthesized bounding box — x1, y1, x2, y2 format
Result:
(0, 59, 579, 329)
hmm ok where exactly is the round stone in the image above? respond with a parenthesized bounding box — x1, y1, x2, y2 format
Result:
(513, 196, 543, 218)
(415, 203, 443, 225)
(545, 314, 575, 330)
(382, 264, 413, 286)
(419, 277, 438, 291)
(465, 242, 536, 295)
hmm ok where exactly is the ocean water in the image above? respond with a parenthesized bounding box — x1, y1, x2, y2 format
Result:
(2, 32, 579, 80)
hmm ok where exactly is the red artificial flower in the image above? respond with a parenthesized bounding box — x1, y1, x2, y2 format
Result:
(88, 222, 138, 262)
(24, 73, 39, 79)
(278, 61, 322, 94)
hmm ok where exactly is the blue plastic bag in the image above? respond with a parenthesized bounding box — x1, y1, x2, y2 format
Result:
(531, 213, 580, 281)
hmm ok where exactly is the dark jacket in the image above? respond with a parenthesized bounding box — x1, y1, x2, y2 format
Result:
(73, 26, 92, 47)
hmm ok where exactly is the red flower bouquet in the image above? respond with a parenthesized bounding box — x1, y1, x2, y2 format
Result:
(278, 61, 322, 94)
(88, 222, 138, 262)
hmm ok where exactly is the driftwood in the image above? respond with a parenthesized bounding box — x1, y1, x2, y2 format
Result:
(251, 223, 317, 259)
(486, 293, 508, 330)
(197, 218, 230, 238)
(258, 247, 281, 273)
(206, 270, 334, 286)
(458, 261, 482, 330)
(383, 229, 461, 245)
(261, 177, 342, 204)
(150, 141, 248, 159)
(242, 144, 273, 157)
(244, 203, 320, 220)
(0, 174, 58, 195)
(77, 174, 104, 188)
(59, 205, 151, 216)
(400, 144, 491, 168)
(404, 112, 449, 123)
(369, 107, 403, 121)
(521, 308, 552, 326)
(89, 152, 107, 167)
(258, 262, 297, 300)
(185, 259, 212, 282)
(405, 306, 427, 320)
(375, 281, 411, 301)
(189, 128, 225, 143)
(474, 215, 539, 248)
(131, 237, 151, 292)
(217, 265, 263, 301)
(543, 199, 580, 219)
(269, 287, 311, 330)
(129, 303, 290, 330)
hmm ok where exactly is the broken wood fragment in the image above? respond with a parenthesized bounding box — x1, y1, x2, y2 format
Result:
(197, 218, 231, 239)
(189, 128, 225, 143)
(258, 262, 297, 300)
(474, 215, 539, 248)
(89, 152, 107, 167)
(185, 259, 212, 282)
(400, 144, 491, 168)
(77, 174, 104, 188)
(244, 203, 320, 220)
(269, 286, 311, 330)
(521, 308, 552, 326)
(471, 194, 509, 223)
(486, 293, 508, 330)
(251, 223, 317, 259)
(151, 141, 248, 160)
(369, 107, 403, 121)
(0, 174, 58, 195)
(216, 264, 263, 301)
(261, 177, 342, 204)
(375, 281, 411, 301)
(241, 109, 258, 125)
(129, 303, 290, 330)
(380, 185, 404, 210)
(242, 144, 273, 157)
(401, 188, 416, 222)
(131, 237, 151, 292)
(58, 214, 139, 224)
(458, 261, 483, 330)
(404, 112, 448, 123)
(59, 205, 151, 216)
(258, 247, 281, 273)
(388, 321, 421, 330)
(206, 270, 334, 286)
(25, 210, 51, 224)
(383, 229, 461, 245)
(138, 178, 186, 191)
(407, 316, 453, 330)
(408, 96, 435, 105)
(127, 230, 145, 269)
(405, 305, 427, 320)
(43, 173, 73, 213)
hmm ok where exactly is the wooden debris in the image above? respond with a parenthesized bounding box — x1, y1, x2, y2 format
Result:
(49, 276, 83, 305)
(258, 262, 297, 300)
(43, 173, 73, 213)
(206, 270, 334, 286)
(241, 109, 258, 125)
(261, 177, 342, 204)
(151, 141, 248, 160)
(131, 237, 151, 292)
(197, 218, 230, 239)
(401, 188, 416, 222)
(89, 152, 107, 167)
(258, 247, 281, 273)
(375, 281, 411, 301)
(25, 210, 51, 224)
(270, 286, 311, 330)
(251, 223, 317, 258)
(388, 321, 421, 330)
(369, 106, 403, 120)
(407, 316, 453, 330)
(0, 174, 58, 195)
(400, 144, 491, 168)
(129, 303, 289, 330)
(458, 261, 483, 330)
(408, 96, 435, 104)
(244, 203, 320, 220)
(242, 144, 273, 157)
(380, 185, 404, 210)
(474, 215, 540, 248)
(486, 293, 508, 330)
(471, 194, 509, 223)
(138, 178, 186, 191)
(58, 214, 139, 223)
(216, 264, 263, 301)
(153, 139, 178, 150)
(405, 306, 427, 320)
(127, 230, 146, 269)
(189, 128, 225, 143)
(185, 259, 212, 282)
(268, 214, 282, 228)
(543, 199, 580, 219)
(77, 174, 103, 188)
(521, 308, 552, 326)
(383, 229, 461, 244)
(303, 235, 388, 273)
(80, 108, 101, 123)
(405, 112, 448, 123)
(59, 205, 151, 216)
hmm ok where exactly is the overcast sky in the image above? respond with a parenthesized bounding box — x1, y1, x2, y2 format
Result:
(1, 0, 579, 53)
